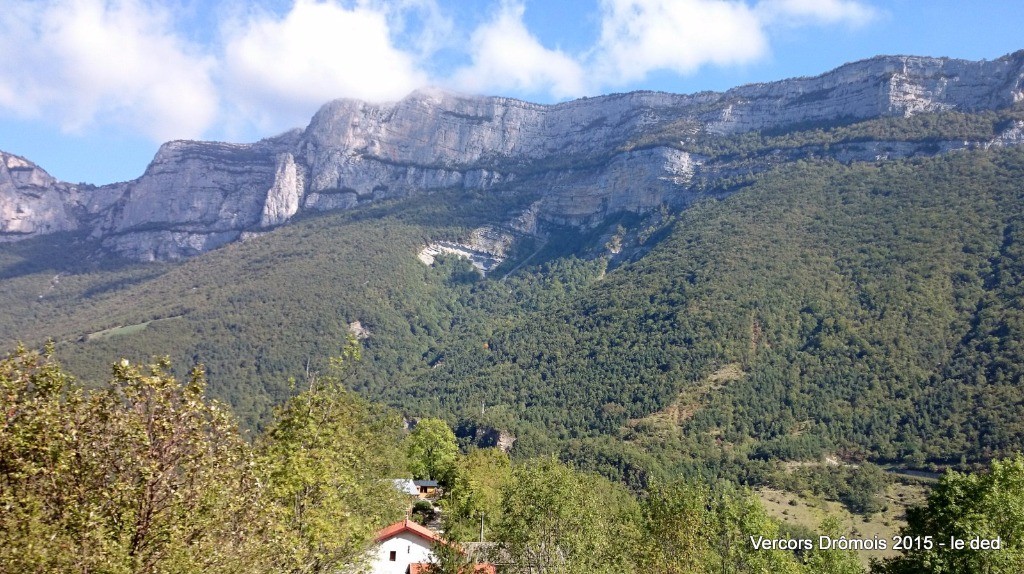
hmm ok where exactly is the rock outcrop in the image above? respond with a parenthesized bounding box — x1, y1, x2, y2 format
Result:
(0, 152, 121, 240)
(4, 51, 1024, 259)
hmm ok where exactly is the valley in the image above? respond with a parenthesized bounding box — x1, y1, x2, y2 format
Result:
(5, 51, 1024, 572)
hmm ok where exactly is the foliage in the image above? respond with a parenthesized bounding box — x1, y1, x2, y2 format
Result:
(635, 480, 717, 573)
(873, 455, 1024, 574)
(0, 346, 270, 574)
(424, 541, 478, 574)
(256, 337, 406, 574)
(773, 463, 889, 515)
(635, 480, 809, 574)
(493, 456, 641, 574)
(0, 344, 895, 574)
(802, 517, 865, 574)
(443, 448, 512, 541)
(407, 417, 460, 486)
(412, 500, 438, 525)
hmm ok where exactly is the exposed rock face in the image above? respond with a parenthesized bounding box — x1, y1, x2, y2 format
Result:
(0, 152, 121, 240)
(95, 135, 300, 260)
(260, 153, 304, 227)
(0, 152, 79, 238)
(4, 51, 1024, 259)
(348, 321, 371, 340)
(472, 426, 517, 453)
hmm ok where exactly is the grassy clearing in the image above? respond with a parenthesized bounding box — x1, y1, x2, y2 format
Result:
(628, 363, 745, 432)
(84, 316, 183, 342)
(757, 481, 928, 566)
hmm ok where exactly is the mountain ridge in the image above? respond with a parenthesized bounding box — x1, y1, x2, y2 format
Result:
(3, 50, 1024, 260)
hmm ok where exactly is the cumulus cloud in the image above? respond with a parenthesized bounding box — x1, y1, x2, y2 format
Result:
(0, 0, 217, 141)
(590, 0, 876, 87)
(451, 2, 586, 99)
(592, 0, 769, 85)
(451, 0, 877, 98)
(362, 0, 455, 58)
(756, 0, 878, 27)
(221, 0, 428, 134)
(0, 0, 880, 146)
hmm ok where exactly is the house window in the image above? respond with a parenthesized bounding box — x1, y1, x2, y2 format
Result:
(389, 551, 396, 562)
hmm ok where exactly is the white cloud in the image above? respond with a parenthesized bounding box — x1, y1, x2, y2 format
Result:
(593, 0, 767, 85)
(362, 0, 454, 58)
(756, 0, 878, 27)
(589, 0, 876, 87)
(451, 2, 586, 99)
(221, 0, 428, 134)
(0, 0, 881, 147)
(0, 0, 217, 141)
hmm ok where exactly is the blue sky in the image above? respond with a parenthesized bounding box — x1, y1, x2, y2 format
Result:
(1, 0, 1022, 185)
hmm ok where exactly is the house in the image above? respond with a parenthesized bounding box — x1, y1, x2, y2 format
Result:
(413, 479, 439, 499)
(389, 479, 439, 500)
(408, 563, 496, 574)
(392, 479, 420, 498)
(369, 519, 496, 574)
(370, 519, 440, 574)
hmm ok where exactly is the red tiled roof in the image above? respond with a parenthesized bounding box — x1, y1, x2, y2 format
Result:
(376, 520, 496, 574)
(374, 519, 446, 544)
(409, 563, 497, 574)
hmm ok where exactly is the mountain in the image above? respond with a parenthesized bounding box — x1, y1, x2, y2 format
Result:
(4, 52, 1024, 260)
(6, 52, 1024, 485)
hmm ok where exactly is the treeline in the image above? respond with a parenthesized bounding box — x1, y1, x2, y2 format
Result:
(5, 345, 1024, 573)
(403, 146, 1024, 472)
(9, 114, 1024, 487)
(0, 342, 406, 573)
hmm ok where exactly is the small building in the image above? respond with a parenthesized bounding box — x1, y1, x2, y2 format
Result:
(408, 563, 496, 574)
(370, 519, 495, 574)
(413, 479, 439, 499)
(371, 519, 440, 574)
(392, 479, 420, 498)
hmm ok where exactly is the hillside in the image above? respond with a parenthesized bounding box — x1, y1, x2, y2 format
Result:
(4, 117, 1024, 489)
(4, 51, 1024, 491)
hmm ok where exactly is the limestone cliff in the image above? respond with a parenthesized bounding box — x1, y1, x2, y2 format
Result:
(0, 151, 123, 241)
(4, 51, 1024, 259)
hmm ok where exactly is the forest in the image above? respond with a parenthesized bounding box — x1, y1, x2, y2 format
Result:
(12, 143, 1024, 473)
(3, 345, 1022, 573)
(5, 109, 1024, 570)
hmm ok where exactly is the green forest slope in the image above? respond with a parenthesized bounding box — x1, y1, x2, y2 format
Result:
(4, 131, 1024, 480)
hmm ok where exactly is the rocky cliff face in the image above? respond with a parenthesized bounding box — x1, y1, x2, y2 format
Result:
(4, 51, 1024, 260)
(0, 152, 122, 240)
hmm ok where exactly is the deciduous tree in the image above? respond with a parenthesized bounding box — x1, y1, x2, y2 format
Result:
(407, 417, 460, 486)
(0, 346, 271, 574)
(257, 338, 406, 574)
(873, 455, 1024, 574)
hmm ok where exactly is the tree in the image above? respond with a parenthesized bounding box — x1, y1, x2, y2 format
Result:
(443, 448, 512, 541)
(257, 338, 406, 574)
(493, 456, 640, 574)
(873, 455, 1024, 574)
(802, 517, 866, 574)
(636, 480, 717, 574)
(637, 479, 808, 574)
(0, 346, 271, 574)
(707, 482, 806, 574)
(424, 540, 478, 574)
(407, 418, 460, 486)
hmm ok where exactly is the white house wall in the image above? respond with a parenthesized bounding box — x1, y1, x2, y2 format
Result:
(370, 532, 435, 574)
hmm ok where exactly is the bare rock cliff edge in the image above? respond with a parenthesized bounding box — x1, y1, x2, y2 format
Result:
(3, 51, 1024, 260)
